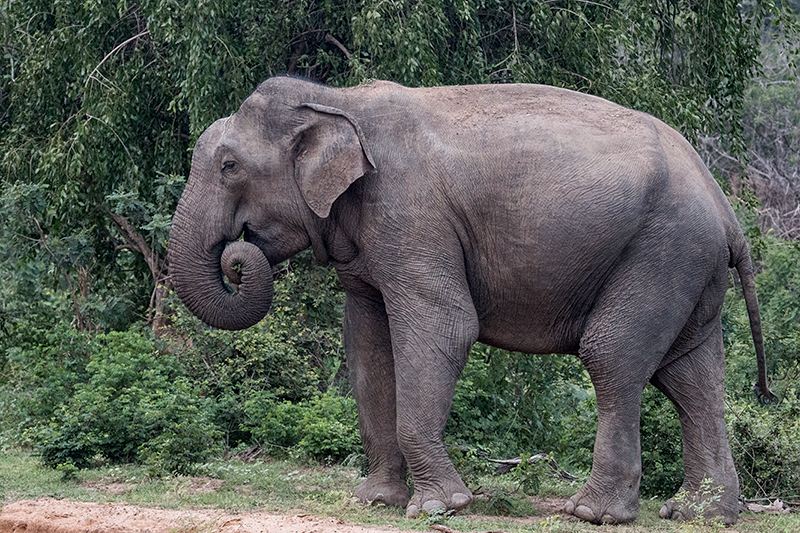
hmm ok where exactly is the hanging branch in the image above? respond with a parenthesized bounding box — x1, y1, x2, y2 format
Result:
(108, 211, 170, 333)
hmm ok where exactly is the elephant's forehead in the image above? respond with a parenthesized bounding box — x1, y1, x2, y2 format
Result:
(197, 118, 227, 146)
(215, 115, 282, 166)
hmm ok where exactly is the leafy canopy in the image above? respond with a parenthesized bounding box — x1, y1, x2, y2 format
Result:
(1, 1, 790, 335)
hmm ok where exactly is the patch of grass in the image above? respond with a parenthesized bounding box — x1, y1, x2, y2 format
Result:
(1, 450, 798, 533)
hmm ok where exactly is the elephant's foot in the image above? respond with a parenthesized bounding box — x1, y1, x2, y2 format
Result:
(354, 475, 410, 508)
(405, 479, 473, 518)
(563, 476, 639, 524)
(659, 483, 739, 526)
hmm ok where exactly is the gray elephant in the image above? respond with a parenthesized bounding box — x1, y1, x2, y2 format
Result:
(168, 77, 771, 525)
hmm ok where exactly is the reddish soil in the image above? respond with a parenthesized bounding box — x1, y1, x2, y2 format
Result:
(0, 471, 576, 533)
(0, 496, 576, 533)
(0, 498, 420, 533)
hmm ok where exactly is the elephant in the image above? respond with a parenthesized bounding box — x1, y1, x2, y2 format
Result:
(168, 76, 772, 525)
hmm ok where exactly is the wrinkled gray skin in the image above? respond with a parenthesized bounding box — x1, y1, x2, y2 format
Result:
(169, 77, 771, 525)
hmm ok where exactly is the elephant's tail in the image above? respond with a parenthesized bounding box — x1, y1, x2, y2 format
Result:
(731, 242, 777, 403)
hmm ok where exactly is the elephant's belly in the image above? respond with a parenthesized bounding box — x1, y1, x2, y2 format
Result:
(475, 305, 583, 356)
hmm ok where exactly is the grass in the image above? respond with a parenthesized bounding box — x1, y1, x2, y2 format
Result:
(1, 449, 798, 533)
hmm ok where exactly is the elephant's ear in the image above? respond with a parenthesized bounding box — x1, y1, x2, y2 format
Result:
(293, 103, 375, 218)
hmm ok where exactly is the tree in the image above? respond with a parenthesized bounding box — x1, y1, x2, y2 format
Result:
(1, 0, 793, 336)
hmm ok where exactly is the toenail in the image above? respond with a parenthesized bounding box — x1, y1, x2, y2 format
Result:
(451, 493, 471, 509)
(573, 504, 597, 522)
(421, 499, 446, 512)
(601, 513, 617, 524)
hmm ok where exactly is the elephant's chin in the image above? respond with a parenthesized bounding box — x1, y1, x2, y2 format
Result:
(171, 240, 274, 331)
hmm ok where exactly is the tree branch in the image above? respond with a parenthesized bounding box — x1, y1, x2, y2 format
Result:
(325, 34, 352, 60)
(85, 29, 150, 87)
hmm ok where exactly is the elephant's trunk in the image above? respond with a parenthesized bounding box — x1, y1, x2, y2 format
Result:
(168, 202, 274, 331)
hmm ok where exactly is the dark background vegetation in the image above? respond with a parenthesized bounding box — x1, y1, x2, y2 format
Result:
(1, 0, 799, 504)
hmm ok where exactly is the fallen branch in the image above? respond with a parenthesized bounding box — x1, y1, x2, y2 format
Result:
(430, 526, 508, 533)
(489, 453, 579, 481)
(743, 499, 791, 515)
(429, 526, 459, 533)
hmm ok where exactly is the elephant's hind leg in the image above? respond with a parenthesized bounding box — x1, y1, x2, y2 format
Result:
(563, 368, 646, 524)
(565, 327, 660, 524)
(651, 326, 739, 525)
(565, 251, 709, 524)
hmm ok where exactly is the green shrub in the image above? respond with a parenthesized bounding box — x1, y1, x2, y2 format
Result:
(296, 392, 361, 463)
(137, 381, 222, 476)
(242, 392, 305, 452)
(32, 328, 219, 474)
(242, 390, 361, 464)
(446, 345, 588, 459)
(728, 388, 800, 498)
(639, 385, 683, 497)
(1, 323, 92, 442)
(558, 394, 596, 474)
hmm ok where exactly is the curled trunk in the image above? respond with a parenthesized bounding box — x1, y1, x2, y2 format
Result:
(169, 217, 273, 331)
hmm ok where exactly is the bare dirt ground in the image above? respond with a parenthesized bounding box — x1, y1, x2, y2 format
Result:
(0, 498, 421, 533)
(0, 469, 578, 533)
(0, 496, 568, 533)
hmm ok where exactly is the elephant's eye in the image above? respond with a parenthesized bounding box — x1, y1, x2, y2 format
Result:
(221, 160, 237, 174)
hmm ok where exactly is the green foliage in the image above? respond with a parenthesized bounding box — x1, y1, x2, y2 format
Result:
(31, 328, 220, 474)
(243, 391, 362, 463)
(728, 389, 800, 499)
(639, 386, 684, 498)
(421, 508, 462, 527)
(509, 454, 550, 496)
(54, 460, 80, 482)
(557, 394, 596, 474)
(446, 344, 588, 459)
(243, 393, 305, 451)
(295, 392, 361, 463)
(0, 322, 92, 444)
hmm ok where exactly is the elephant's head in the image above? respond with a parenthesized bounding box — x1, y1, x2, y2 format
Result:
(168, 79, 374, 330)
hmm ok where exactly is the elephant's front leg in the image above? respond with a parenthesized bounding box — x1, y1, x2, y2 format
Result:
(345, 293, 410, 508)
(386, 286, 480, 518)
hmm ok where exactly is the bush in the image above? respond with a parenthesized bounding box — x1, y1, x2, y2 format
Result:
(296, 392, 361, 463)
(639, 385, 683, 497)
(728, 389, 800, 499)
(32, 328, 220, 474)
(242, 392, 305, 452)
(446, 344, 588, 459)
(242, 390, 360, 464)
(1, 323, 92, 444)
